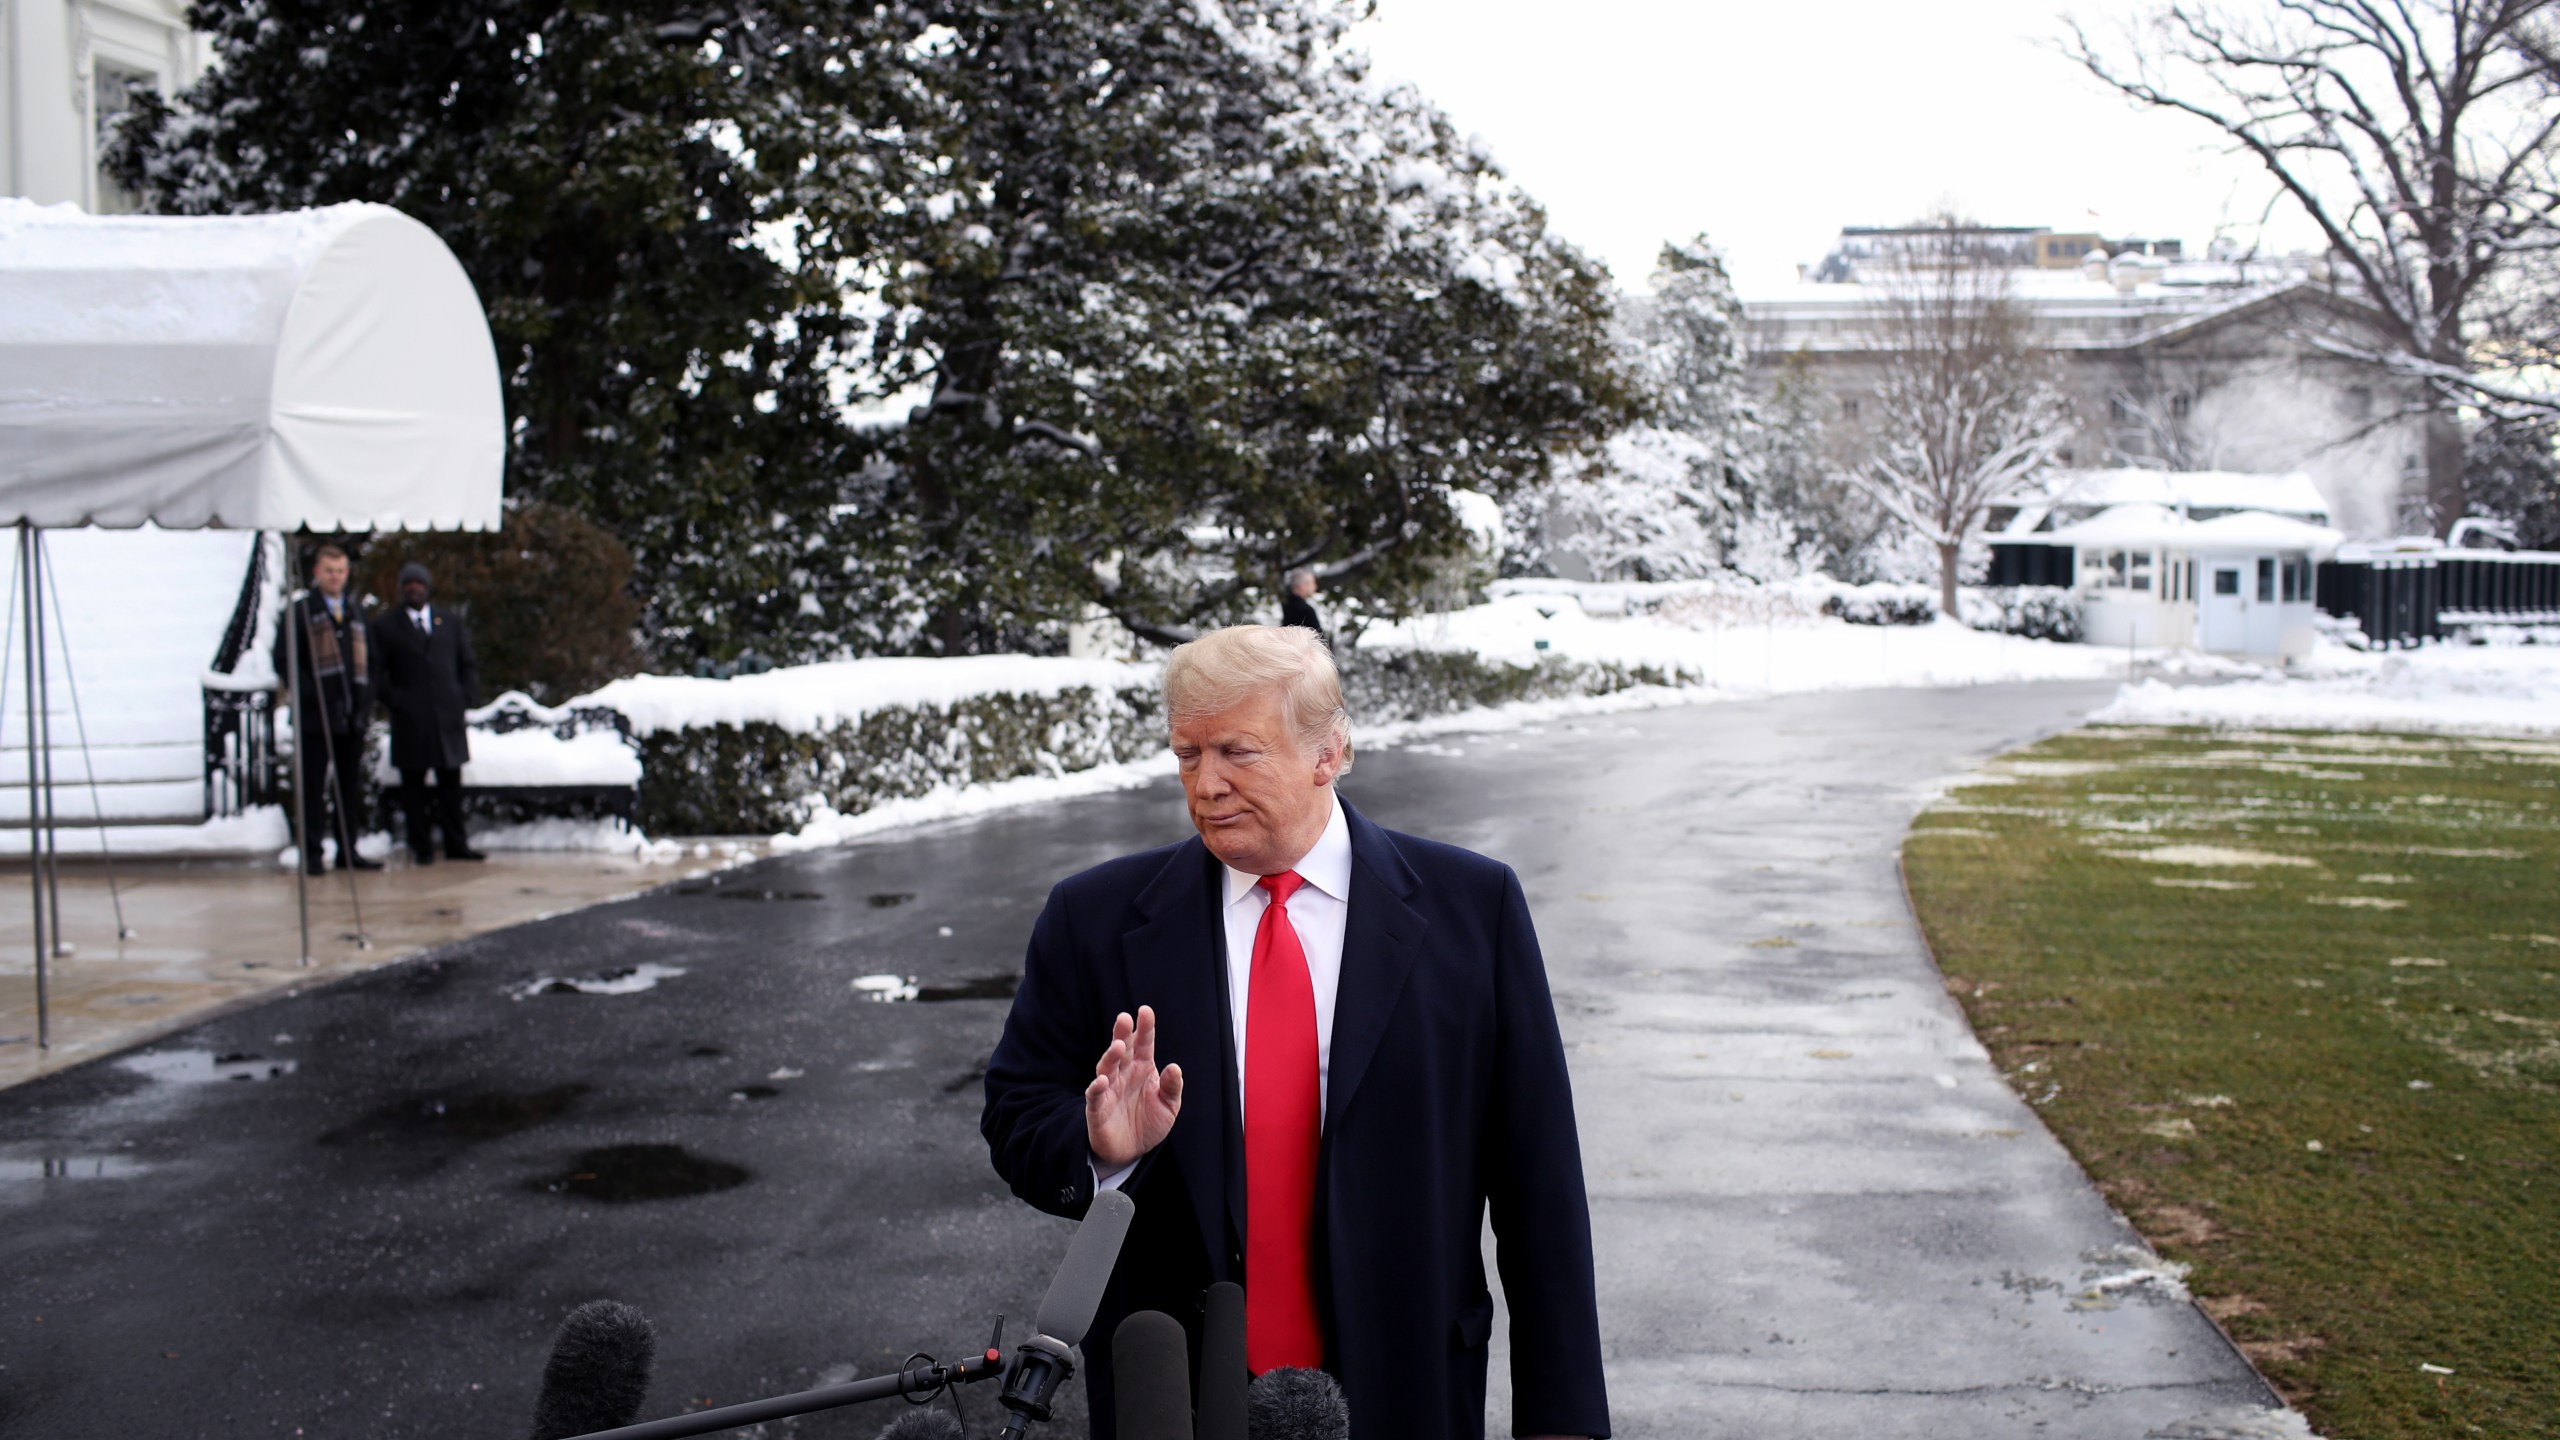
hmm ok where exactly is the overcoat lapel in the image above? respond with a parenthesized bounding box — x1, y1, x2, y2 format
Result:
(1325, 802, 1427, 1134)
(1120, 838, 1238, 1272)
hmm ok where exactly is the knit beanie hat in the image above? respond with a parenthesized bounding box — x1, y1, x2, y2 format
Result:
(397, 562, 432, 593)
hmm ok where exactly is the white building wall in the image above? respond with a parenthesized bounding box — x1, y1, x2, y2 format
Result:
(2, 0, 204, 210)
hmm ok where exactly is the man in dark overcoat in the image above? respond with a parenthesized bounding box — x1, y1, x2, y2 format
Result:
(271, 543, 383, 876)
(1280, 567, 1328, 648)
(372, 562, 484, 863)
(982, 625, 1608, 1440)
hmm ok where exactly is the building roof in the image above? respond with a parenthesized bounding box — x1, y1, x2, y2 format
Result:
(2045, 468, 2331, 520)
(2044, 502, 2343, 558)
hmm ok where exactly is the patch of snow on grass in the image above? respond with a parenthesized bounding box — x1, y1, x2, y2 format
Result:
(2309, 895, 2409, 909)
(2113, 845, 2319, 868)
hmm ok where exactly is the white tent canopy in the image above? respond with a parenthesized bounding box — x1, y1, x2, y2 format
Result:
(0, 199, 503, 532)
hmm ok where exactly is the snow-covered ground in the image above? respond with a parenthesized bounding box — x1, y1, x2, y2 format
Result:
(2096, 631, 2560, 738)
(1364, 589, 2127, 690)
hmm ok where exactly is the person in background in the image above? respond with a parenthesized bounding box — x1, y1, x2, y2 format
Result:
(373, 562, 485, 864)
(272, 544, 381, 876)
(1280, 567, 1327, 647)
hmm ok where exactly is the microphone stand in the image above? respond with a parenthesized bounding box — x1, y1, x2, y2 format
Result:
(564, 1325, 1011, 1440)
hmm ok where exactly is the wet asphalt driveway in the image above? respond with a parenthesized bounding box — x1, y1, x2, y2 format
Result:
(0, 682, 2282, 1439)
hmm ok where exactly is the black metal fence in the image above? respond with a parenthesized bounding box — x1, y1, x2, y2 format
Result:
(2317, 548, 2560, 647)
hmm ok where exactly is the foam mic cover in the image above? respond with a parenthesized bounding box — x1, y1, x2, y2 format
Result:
(1247, 1367, 1348, 1440)
(528, 1299, 655, 1440)
(1036, 1186, 1135, 1346)
(1112, 1310, 1194, 1440)
(874, 1408, 966, 1440)
(1196, 1282, 1247, 1440)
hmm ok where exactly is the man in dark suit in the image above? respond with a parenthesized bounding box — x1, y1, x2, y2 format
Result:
(1279, 567, 1327, 647)
(271, 544, 383, 876)
(372, 562, 484, 863)
(982, 626, 1607, 1440)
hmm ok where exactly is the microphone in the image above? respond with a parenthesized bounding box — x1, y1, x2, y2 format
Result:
(1246, 1368, 1347, 1440)
(1196, 1283, 1247, 1440)
(1111, 1310, 1194, 1440)
(874, 1410, 965, 1440)
(530, 1300, 656, 1440)
(996, 1187, 1137, 1438)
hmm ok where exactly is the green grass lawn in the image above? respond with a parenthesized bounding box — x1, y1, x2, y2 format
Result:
(1902, 726, 2560, 1440)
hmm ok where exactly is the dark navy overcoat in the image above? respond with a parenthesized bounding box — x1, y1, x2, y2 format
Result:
(982, 799, 1610, 1440)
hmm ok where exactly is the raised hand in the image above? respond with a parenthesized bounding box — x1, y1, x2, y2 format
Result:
(1085, 1005, 1183, 1169)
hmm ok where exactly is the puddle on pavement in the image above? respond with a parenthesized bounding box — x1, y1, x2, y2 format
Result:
(120, 1050, 297, 1084)
(0, 1154, 150, 1181)
(867, 893, 915, 908)
(673, 883, 820, 901)
(916, 973, 1020, 1003)
(687, 1044, 726, 1058)
(506, 963, 686, 999)
(535, 1144, 750, 1202)
(728, 1084, 781, 1102)
(322, 1084, 588, 1145)
(855, 972, 1018, 1004)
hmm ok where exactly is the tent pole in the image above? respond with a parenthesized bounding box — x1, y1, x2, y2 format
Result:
(18, 524, 46, 1049)
(284, 537, 311, 967)
(31, 527, 62, 960)
(38, 531, 134, 940)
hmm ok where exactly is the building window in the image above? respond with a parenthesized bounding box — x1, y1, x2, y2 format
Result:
(2169, 392, 2191, 419)
(2214, 568, 2241, 596)
(2346, 386, 2374, 420)
(2257, 557, 2277, 602)
(93, 63, 159, 216)
(1839, 396, 1860, 422)
(2129, 549, 2155, 592)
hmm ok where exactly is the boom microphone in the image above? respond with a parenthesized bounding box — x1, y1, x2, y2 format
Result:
(1196, 1282, 1247, 1440)
(996, 1187, 1138, 1439)
(1112, 1310, 1194, 1440)
(1246, 1367, 1347, 1440)
(530, 1300, 656, 1440)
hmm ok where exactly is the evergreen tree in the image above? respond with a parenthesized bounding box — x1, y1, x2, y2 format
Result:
(113, 2, 900, 665)
(117, 0, 1636, 658)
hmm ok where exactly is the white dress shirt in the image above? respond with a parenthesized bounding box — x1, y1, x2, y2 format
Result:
(1095, 791, 1351, 1191)
(408, 606, 432, 633)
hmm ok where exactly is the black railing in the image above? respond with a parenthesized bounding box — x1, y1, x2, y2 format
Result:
(205, 686, 283, 818)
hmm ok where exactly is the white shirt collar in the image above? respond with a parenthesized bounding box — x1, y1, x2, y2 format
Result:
(1221, 790, 1351, 907)
(409, 606, 430, 623)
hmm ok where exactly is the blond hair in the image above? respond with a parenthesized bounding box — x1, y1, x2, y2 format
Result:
(1164, 624, 1352, 774)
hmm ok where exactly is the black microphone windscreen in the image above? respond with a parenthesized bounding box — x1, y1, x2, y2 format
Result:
(874, 1408, 966, 1440)
(1196, 1282, 1247, 1440)
(1247, 1367, 1347, 1440)
(1112, 1310, 1194, 1440)
(529, 1299, 655, 1440)
(1035, 1186, 1134, 1346)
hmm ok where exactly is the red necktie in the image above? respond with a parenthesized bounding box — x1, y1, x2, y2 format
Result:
(1244, 871, 1324, 1371)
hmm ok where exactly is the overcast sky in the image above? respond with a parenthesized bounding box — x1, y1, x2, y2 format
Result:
(1353, 0, 2325, 295)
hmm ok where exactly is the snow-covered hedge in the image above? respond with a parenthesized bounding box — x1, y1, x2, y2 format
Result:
(569, 647, 1692, 835)
(579, 659, 1163, 836)
(1962, 586, 2081, 644)
(1340, 648, 1696, 723)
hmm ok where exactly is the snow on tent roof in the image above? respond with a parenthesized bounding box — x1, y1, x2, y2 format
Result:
(2046, 468, 2329, 519)
(0, 199, 503, 532)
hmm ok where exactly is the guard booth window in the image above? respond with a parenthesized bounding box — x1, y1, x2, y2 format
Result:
(2257, 557, 2277, 602)
(2214, 568, 2241, 596)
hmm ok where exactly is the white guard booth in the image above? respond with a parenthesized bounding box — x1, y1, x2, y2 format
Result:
(0, 197, 504, 1043)
(2050, 504, 2343, 660)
